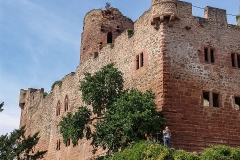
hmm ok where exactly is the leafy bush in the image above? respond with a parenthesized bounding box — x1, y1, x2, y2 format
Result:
(125, 29, 134, 38)
(97, 140, 240, 160)
(51, 80, 62, 91)
(173, 150, 200, 160)
(43, 92, 48, 98)
(200, 145, 240, 160)
(106, 141, 175, 160)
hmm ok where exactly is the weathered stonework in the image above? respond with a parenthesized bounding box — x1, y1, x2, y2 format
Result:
(19, 0, 240, 159)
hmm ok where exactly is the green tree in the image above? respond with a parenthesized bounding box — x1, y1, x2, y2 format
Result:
(58, 63, 165, 154)
(0, 102, 4, 112)
(0, 126, 47, 160)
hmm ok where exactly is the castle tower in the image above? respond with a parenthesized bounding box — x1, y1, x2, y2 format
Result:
(151, 0, 179, 28)
(80, 4, 134, 64)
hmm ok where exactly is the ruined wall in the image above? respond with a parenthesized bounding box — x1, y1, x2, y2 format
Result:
(161, 1, 240, 151)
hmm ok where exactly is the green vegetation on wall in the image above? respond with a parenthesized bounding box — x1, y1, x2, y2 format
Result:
(51, 80, 62, 91)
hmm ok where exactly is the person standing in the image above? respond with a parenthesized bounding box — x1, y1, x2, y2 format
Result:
(163, 126, 171, 147)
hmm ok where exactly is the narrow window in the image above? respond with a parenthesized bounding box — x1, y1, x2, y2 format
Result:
(136, 55, 139, 70)
(204, 48, 208, 62)
(235, 97, 240, 110)
(56, 101, 60, 116)
(56, 139, 60, 150)
(203, 91, 210, 106)
(64, 96, 69, 111)
(94, 52, 98, 59)
(140, 52, 144, 67)
(66, 139, 70, 147)
(212, 93, 219, 107)
(231, 53, 236, 67)
(237, 55, 240, 68)
(107, 32, 112, 43)
(210, 49, 214, 63)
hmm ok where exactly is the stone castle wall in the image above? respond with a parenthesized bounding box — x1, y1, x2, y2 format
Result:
(19, 0, 240, 159)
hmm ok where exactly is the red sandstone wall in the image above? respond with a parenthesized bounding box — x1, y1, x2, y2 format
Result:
(161, 1, 240, 151)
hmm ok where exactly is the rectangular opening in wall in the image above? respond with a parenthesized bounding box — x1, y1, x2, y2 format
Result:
(210, 49, 214, 63)
(140, 52, 144, 67)
(231, 53, 236, 67)
(237, 55, 240, 68)
(94, 52, 98, 59)
(136, 55, 139, 70)
(203, 91, 210, 106)
(204, 48, 208, 62)
(235, 97, 240, 111)
(212, 93, 219, 107)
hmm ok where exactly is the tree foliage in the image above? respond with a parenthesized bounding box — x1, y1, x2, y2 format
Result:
(0, 126, 47, 160)
(58, 107, 91, 146)
(91, 89, 164, 154)
(80, 63, 124, 116)
(58, 63, 165, 154)
(0, 102, 4, 112)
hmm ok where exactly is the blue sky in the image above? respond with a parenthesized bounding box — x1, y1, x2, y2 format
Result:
(0, 0, 239, 135)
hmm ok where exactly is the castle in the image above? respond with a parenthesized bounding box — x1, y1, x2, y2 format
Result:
(19, 0, 240, 159)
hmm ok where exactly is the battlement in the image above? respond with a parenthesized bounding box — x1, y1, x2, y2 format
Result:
(19, 88, 44, 109)
(204, 6, 227, 24)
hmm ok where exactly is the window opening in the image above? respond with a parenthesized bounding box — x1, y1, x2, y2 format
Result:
(210, 49, 214, 63)
(140, 52, 144, 67)
(204, 48, 208, 62)
(238, 55, 240, 68)
(204, 47, 215, 63)
(212, 93, 219, 107)
(94, 52, 99, 59)
(64, 96, 69, 111)
(56, 101, 60, 116)
(66, 140, 70, 147)
(203, 91, 210, 106)
(235, 97, 240, 111)
(231, 53, 236, 67)
(136, 55, 139, 70)
(56, 139, 60, 150)
(107, 32, 112, 43)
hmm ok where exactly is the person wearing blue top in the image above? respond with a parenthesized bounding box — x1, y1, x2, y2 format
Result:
(163, 126, 171, 147)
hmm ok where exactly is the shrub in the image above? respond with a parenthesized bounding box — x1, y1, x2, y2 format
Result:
(43, 92, 48, 98)
(173, 150, 200, 160)
(200, 145, 240, 160)
(51, 80, 62, 91)
(125, 29, 134, 38)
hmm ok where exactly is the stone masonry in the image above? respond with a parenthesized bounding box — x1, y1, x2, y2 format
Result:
(19, 0, 240, 159)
